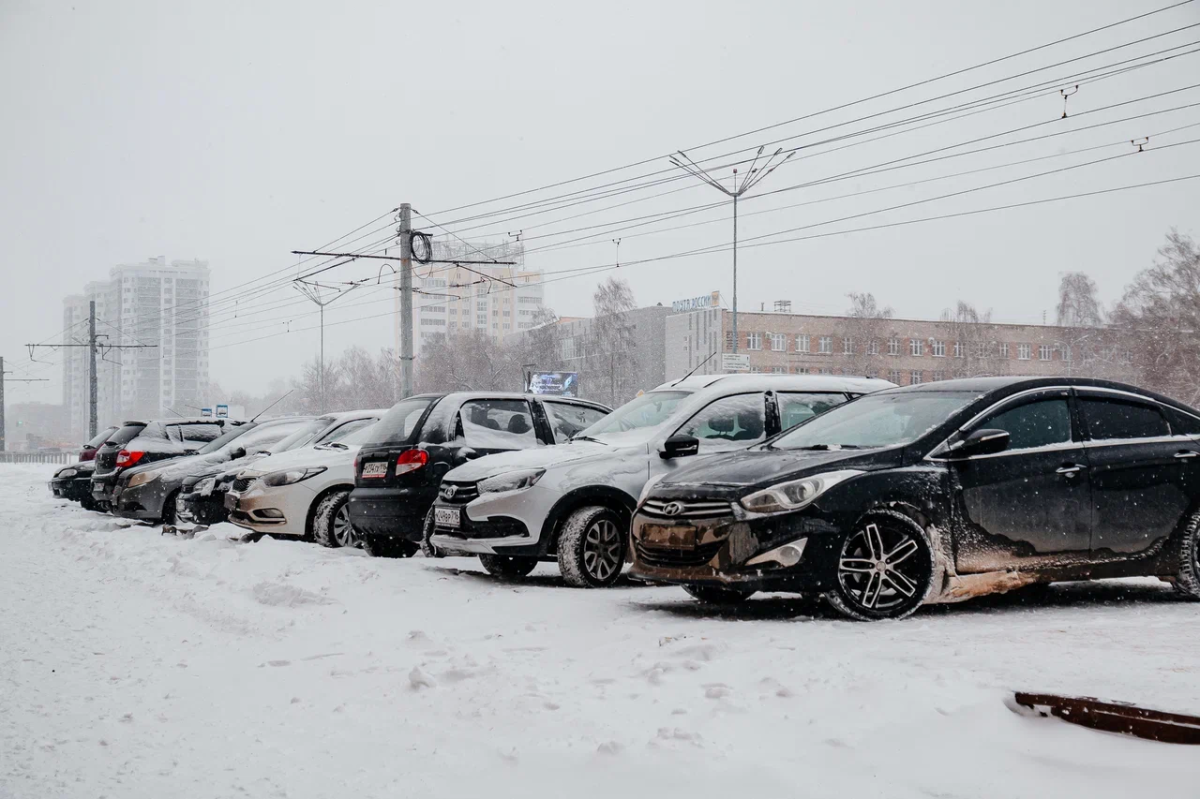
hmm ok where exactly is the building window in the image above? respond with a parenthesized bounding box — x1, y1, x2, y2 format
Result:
(477, 315, 487, 326)
(796, 334, 810, 353)
(910, 339, 924, 357)
(1039, 344, 1052, 361)
(770, 333, 786, 351)
(932, 370, 945, 382)
(1062, 345, 1072, 362)
(954, 341, 964, 358)
(842, 337, 853, 354)
(887, 337, 900, 356)
(888, 370, 903, 384)
(932, 340, 945, 357)
(1018, 344, 1032, 360)
(818, 336, 832, 354)
(725, 331, 734, 350)
(747, 332, 762, 350)
(771, 366, 784, 374)
(750, 366, 763, 374)
(910, 371, 923, 385)
(818, 367, 832, 375)
(866, 339, 879, 356)
(999, 342, 1009, 358)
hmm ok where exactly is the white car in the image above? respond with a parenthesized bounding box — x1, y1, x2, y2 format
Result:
(429, 374, 896, 587)
(226, 416, 384, 548)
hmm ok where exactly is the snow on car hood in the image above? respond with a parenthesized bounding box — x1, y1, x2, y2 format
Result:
(245, 444, 359, 476)
(444, 440, 635, 482)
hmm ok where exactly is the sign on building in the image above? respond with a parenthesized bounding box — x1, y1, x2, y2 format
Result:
(671, 291, 721, 313)
(216, 404, 229, 418)
(526, 371, 580, 397)
(721, 353, 750, 372)
(201, 407, 213, 418)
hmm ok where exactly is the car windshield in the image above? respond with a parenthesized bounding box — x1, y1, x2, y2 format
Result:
(337, 421, 381, 446)
(264, 418, 328, 452)
(769, 391, 979, 450)
(577, 391, 691, 437)
(198, 424, 252, 454)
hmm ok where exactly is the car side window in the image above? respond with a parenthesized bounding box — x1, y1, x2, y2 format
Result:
(676, 393, 766, 447)
(778, 392, 849, 431)
(542, 401, 608, 441)
(458, 399, 538, 448)
(1079, 396, 1169, 441)
(1166, 407, 1200, 436)
(976, 398, 1072, 451)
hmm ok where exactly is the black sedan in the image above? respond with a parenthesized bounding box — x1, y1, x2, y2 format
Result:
(631, 377, 1200, 621)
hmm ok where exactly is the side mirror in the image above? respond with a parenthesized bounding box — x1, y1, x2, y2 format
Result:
(660, 434, 700, 459)
(454, 446, 478, 464)
(946, 428, 1010, 460)
(230, 447, 246, 459)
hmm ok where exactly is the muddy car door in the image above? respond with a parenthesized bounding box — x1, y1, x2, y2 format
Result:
(948, 389, 1092, 572)
(1077, 389, 1195, 557)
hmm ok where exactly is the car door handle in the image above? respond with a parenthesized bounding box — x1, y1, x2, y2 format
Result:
(1055, 464, 1087, 477)
(1175, 450, 1199, 460)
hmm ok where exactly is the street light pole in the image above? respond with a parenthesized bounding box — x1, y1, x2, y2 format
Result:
(669, 146, 795, 357)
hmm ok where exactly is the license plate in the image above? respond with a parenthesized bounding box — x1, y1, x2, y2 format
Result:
(362, 461, 388, 478)
(434, 506, 461, 529)
(224, 492, 238, 511)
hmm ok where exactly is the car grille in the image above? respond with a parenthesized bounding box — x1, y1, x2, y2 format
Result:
(640, 499, 733, 520)
(634, 539, 725, 568)
(438, 481, 479, 504)
(232, 477, 254, 492)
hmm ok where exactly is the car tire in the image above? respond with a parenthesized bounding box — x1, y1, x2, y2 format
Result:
(825, 510, 936, 622)
(1173, 509, 1200, 600)
(557, 505, 627, 589)
(313, 490, 358, 549)
(160, 489, 180, 525)
(683, 583, 755, 604)
(478, 553, 538, 579)
(363, 535, 419, 558)
(420, 507, 443, 558)
(80, 495, 98, 512)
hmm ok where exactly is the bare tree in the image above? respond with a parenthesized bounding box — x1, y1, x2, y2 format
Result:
(938, 301, 1007, 378)
(337, 346, 399, 410)
(588, 277, 640, 406)
(519, 307, 565, 376)
(416, 330, 520, 394)
(1053, 272, 1114, 377)
(839, 292, 893, 377)
(1111, 230, 1200, 402)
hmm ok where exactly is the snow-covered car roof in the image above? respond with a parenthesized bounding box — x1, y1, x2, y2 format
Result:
(651, 373, 896, 394)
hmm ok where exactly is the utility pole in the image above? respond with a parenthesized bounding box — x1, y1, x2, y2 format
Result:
(669, 146, 795, 356)
(398, 203, 414, 399)
(0, 357, 49, 452)
(27, 302, 155, 441)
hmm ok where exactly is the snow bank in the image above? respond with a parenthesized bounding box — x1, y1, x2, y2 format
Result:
(2, 464, 1198, 798)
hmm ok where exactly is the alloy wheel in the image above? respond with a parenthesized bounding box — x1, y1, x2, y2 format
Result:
(837, 522, 927, 614)
(583, 518, 623, 582)
(332, 503, 357, 548)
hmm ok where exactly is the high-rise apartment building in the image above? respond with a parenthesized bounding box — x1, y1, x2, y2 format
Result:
(62, 257, 210, 439)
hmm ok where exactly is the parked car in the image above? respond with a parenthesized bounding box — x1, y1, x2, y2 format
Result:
(348, 393, 612, 557)
(225, 417, 384, 546)
(91, 418, 242, 510)
(630, 376, 1200, 620)
(49, 459, 99, 508)
(429, 374, 894, 586)
(206, 410, 383, 531)
(110, 416, 317, 524)
(79, 426, 118, 462)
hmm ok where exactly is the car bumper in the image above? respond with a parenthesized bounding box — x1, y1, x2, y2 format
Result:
(111, 480, 171, 521)
(91, 472, 119, 503)
(629, 508, 842, 592)
(177, 487, 229, 526)
(227, 482, 314, 537)
(50, 476, 92, 502)
(347, 485, 436, 542)
(427, 485, 554, 555)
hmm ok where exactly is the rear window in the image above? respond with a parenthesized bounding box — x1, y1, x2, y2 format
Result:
(177, 423, 224, 443)
(106, 425, 145, 446)
(370, 397, 436, 445)
(86, 427, 117, 448)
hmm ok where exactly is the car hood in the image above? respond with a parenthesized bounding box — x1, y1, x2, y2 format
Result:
(655, 446, 905, 494)
(55, 460, 94, 478)
(444, 440, 636, 482)
(241, 444, 358, 476)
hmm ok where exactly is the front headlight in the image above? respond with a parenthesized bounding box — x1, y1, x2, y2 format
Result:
(126, 470, 161, 488)
(739, 470, 863, 515)
(58, 468, 78, 478)
(261, 466, 326, 487)
(477, 468, 545, 494)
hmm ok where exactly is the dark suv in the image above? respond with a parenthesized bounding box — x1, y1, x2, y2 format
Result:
(91, 418, 240, 509)
(348, 392, 610, 556)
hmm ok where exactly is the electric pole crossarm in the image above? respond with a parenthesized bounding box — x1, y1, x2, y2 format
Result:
(291, 250, 516, 266)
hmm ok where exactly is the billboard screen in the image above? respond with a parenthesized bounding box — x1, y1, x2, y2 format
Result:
(526, 371, 579, 397)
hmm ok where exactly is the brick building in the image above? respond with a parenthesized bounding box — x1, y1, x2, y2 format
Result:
(665, 307, 1134, 386)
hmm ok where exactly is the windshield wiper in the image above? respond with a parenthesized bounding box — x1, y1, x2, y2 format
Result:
(316, 442, 349, 450)
(569, 434, 608, 445)
(798, 444, 867, 451)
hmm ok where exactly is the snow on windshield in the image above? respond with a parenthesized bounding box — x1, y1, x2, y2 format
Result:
(771, 392, 976, 450)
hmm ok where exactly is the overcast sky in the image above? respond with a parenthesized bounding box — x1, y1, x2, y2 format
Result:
(2, 0, 1197, 405)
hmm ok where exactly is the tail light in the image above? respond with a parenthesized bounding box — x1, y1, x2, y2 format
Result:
(353, 453, 360, 473)
(395, 449, 428, 476)
(115, 450, 145, 468)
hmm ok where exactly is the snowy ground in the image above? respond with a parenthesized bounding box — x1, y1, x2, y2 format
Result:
(2, 464, 1199, 798)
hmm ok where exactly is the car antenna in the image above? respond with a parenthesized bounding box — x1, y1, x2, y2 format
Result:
(250, 389, 294, 422)
(165, 407, 186, 418)
(669, 350, 718, 387)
